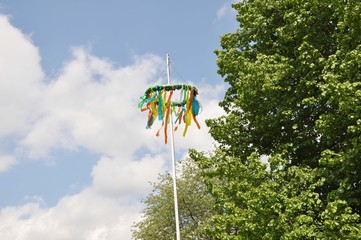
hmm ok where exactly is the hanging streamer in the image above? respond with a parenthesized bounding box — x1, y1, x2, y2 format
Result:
(138, 84, 201, 144)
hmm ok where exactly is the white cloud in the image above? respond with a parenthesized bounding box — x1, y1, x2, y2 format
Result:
(216, 4, 230, 21)
(0, 14, 225, 239)
(20, 47, 163, 159)
(91, 154, 167, 199)
(0, 15, 44, 137)
(0, 189, 143, 240)
(215, 1, 239, 22)
(0, 155, 17, 172)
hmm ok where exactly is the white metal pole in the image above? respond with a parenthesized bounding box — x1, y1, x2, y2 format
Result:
(166, 53, 181, 240)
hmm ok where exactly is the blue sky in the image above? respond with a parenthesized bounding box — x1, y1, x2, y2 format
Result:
(0, 1, 238, 239)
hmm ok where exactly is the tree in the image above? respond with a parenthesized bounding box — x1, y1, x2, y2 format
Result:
(132, 158, 215, 240)
(191, 0, 361, 238)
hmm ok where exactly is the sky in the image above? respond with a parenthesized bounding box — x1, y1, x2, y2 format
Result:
(0, 1, 238, 239)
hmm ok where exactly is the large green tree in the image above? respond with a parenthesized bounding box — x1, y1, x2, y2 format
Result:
(191, 0, 361, 238)
(132, 159, 215, 240)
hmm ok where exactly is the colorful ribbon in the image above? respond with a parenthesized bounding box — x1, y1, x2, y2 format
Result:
(139, 84, 201, 144)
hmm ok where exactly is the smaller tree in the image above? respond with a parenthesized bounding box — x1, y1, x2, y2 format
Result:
(132, 158, 215, 240)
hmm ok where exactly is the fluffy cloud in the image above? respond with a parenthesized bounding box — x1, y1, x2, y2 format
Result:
(215, 1, 238, 22)
(91, 154, 167, 199)
(0, 155, 17, 172)
(0, 14, 225, 239)
(0, 189, 143, 240)
(0, 15, 44, 137)
(20, 47, 163, 159)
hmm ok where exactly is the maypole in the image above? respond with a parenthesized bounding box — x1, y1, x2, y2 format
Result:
(138, 53, 201, 240)
(167, 53, 181, 240)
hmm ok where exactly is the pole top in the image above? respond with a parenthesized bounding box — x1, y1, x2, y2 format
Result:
(166, 53, 170, 65)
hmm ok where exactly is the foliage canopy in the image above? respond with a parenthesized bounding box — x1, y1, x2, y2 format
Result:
(191, 0, 361, 239)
